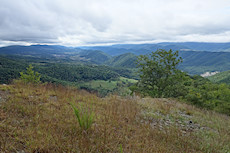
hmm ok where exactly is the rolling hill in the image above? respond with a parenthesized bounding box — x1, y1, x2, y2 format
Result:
(78, 50, 111, 64)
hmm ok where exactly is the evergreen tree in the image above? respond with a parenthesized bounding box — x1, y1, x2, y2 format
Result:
(20, 64, 41, 84)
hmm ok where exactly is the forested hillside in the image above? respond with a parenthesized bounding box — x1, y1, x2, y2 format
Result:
(0, 56, 27, 83)
(0, 55, 137, 96)
(178, 51, 230, 74)
(208, 70, 230, 84)
(105, 53, 137, 68)
(78, 50, 111, 64)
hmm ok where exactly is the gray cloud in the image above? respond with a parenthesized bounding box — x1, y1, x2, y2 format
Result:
(0, 0, 230, 46)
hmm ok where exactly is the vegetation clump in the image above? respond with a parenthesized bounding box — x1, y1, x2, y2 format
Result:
(70, 102, 94, 131)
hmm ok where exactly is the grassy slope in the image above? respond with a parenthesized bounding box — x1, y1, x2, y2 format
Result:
(0, 82, 230, 152)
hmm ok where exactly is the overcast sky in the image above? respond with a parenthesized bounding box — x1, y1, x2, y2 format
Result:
(1, 0, 230, 47)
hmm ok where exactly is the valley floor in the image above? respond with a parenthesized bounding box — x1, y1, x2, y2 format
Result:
(0, 82, 230, 152)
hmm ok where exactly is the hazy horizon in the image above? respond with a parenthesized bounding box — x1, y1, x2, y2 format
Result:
(2, 41, 230, 48)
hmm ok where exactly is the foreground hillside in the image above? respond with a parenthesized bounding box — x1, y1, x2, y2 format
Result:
(0, 82, 230, 152)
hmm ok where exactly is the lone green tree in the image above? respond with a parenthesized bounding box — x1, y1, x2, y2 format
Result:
(20, 64, 41, 84)
(135, 49, 188, 97)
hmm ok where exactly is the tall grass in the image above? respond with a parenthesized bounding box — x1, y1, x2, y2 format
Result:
(0, 82, 230, 152)
(119, 144, 123, 153)
(70, 102, 94, 131)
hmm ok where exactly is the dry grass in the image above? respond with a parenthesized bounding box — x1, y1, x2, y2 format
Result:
(0, 82, 230, 152)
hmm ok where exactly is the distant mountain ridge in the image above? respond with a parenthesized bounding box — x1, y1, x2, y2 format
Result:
(0, 45, 81, 55)
(82, 42, 230, 55)
(1, 42, 230, 75)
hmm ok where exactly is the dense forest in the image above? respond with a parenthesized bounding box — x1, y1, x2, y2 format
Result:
(0, 56, 27, 83)
(0, 55, 137, 83)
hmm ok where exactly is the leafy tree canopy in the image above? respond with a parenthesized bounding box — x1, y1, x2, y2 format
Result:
(135, 49, 188, 97)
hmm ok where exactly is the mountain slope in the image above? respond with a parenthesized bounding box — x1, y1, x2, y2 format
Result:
(208, 70, 230, 84)
(179, 51, 230, 74)
(106, 53, 137, 68)
(78, 50, 111, 64)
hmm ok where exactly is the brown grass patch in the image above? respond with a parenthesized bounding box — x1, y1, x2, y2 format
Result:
(0, 82, 230, 152)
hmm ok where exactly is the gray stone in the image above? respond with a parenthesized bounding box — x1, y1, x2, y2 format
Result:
(49, 95, 58, 102)
(182, 131, 187, 134)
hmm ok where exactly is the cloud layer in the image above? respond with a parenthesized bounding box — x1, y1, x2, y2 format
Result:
(1, 0, 230, 46)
